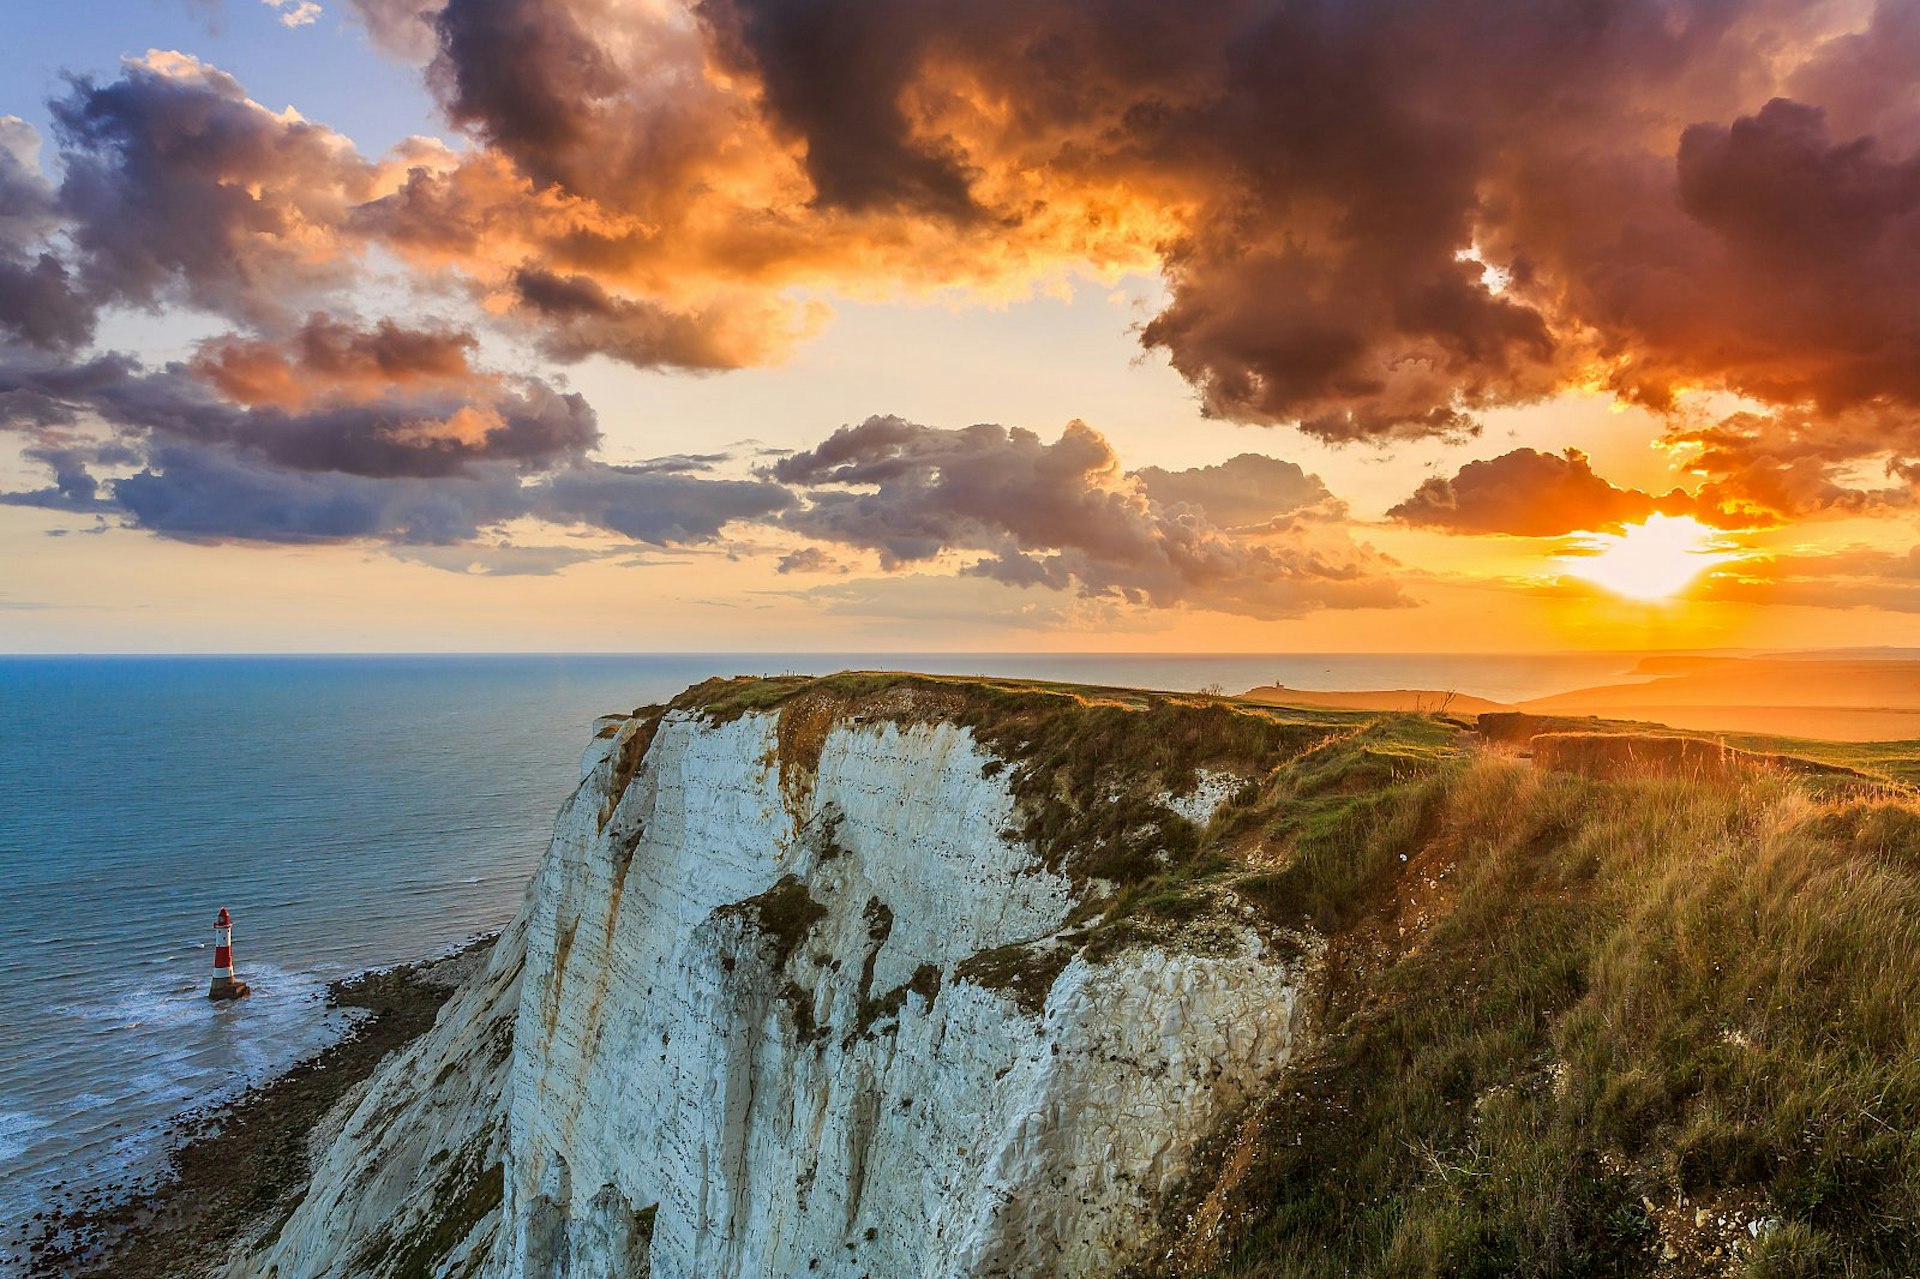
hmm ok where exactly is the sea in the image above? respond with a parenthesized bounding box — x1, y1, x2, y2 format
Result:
(0, 650, 1648, 1260)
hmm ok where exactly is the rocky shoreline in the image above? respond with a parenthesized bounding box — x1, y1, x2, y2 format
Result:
(18, 934, 499, 1279)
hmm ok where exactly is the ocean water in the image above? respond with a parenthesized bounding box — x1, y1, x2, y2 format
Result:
(0, 650, 1646, 1257)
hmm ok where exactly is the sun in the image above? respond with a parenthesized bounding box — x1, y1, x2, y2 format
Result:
(1556, 513, 1735, 602)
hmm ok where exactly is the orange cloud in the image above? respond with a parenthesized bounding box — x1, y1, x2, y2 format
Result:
(190, 315, 487, 409)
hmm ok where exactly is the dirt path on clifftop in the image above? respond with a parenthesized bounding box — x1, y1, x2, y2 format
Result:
(18, 936, 496, 1279)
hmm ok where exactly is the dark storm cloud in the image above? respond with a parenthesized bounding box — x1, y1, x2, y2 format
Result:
(1578, 97, 1920, 415)
(431, 0, 623, 188)
(1388, 448, 1697, 537)
(696, 0, 980, 217)
(400, 0, 1920, 448)
(674, 0, 1654, 437)
(16, 3, 1920, 459)
(772, 416, 1406, 619)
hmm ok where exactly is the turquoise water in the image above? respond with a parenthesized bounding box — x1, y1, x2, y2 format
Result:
(0, 651, 1645, 1259)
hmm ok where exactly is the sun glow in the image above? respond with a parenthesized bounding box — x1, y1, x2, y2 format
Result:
(1556, 514, 1735, 602)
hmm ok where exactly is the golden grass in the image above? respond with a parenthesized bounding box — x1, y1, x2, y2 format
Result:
(1146, 757, 1920, 1278)
(647, 673, 1920, 1274)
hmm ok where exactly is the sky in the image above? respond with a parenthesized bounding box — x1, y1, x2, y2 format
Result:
(5, 0, 1920, 653)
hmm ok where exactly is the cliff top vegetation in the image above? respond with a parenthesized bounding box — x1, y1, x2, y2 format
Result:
(658, 672, 1920, 1276)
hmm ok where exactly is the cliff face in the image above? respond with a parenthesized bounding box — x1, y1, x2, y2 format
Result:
(235, 678, 1327, 1279)
(224, 906, 524, 1279)
(225, 679, 1920, 1277)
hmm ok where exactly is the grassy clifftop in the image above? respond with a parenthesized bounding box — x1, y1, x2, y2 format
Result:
(660, 673, 1920, 1277)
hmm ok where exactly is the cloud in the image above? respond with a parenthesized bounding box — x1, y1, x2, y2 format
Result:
(698, 0, 980, 219)
(1134, 454, 1334, 528)
(0, 117, 61, 244)
(27, 8, 1920, 605)
(0, 256, 95, 353)
(1657, 406, 1920, 524)
(0, 438, 138, 512)
(2, 319, 1401, 614)
(346, 0, 445, 61)
(788, 572, 1131, 632)
(0, 118, 94, 351)
(774, 545, 842, 574)
(17, 7, 1920, 452)
(667, 0, 1653, 436)
(406, 0, 1920, 444)
(50, 53, 377, 329)
(109, 441, 528, 543)
(1616, 99, 1920, 413)
(1388, 448, 1698, 537)
(0, 325, 783, 553)
(507, 267, 820, 370)
(188, 314, 487, 409)
(537, 461, 795, 544)
(262, 0, 325, 27)
(772, 416, 1407, 619)
(1697, 544, 1920, 613)
(3, 341, 597, 479)
(387, 540, 606, 575)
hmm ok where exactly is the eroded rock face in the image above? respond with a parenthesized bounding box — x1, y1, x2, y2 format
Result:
(225, 910, 526, 1279)
(239, 690, 1318, 1279)
(496, 707, 1313, 1279)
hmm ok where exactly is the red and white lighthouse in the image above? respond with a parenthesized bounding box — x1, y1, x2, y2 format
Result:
(208, 906, 251, 1001)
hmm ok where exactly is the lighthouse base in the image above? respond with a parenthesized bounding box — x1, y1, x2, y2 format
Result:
(208, 977, 251, 1001)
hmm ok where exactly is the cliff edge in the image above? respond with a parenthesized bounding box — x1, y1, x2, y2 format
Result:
(229, 674, 1357, 1279)
(223, 674, 1920, 1278)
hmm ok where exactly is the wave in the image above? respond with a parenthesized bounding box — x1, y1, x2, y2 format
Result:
(0, 960, 356, 1257)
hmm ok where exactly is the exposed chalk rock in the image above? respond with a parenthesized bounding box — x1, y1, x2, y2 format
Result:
(224, 909, 527, 1279)
(235, 684, 1320, 1279)
(1160, 768, 1247, 828)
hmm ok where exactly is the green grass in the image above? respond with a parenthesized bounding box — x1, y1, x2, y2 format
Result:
(1147, 759, 1920, 1278)
(671, 671, 1366, 888)
(660, 672, 1920, 1274)
(1716, 733, 1920, 787)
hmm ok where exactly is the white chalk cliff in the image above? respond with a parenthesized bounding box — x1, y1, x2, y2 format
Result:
(233, 683, 1318, 1279)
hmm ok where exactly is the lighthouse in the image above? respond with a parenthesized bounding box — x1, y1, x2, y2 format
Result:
(208, 906, 251, 1001)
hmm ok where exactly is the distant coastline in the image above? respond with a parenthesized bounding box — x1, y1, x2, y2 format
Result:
(1241, 652, 1920, 743)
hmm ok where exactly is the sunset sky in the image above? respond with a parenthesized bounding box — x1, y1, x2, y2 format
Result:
(6, 0, 1920, 652)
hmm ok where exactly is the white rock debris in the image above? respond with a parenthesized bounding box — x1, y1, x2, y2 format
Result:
(1159, 768, 1247, 828)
